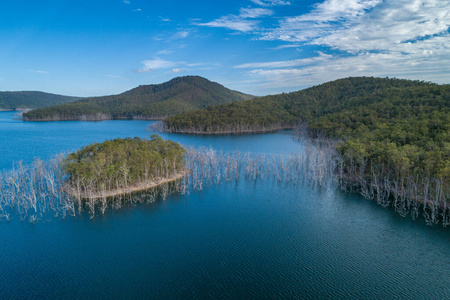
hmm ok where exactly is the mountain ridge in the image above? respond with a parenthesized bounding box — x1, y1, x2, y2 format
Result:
(23, 76, 254, 121)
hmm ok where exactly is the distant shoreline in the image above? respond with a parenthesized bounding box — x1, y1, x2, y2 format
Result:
(22, 115, 165, 122)
(64, 169, 190, 200)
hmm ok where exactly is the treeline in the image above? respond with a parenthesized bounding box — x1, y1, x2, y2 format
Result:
(0, 91, 80, 110)
(23, 76, 253, 121)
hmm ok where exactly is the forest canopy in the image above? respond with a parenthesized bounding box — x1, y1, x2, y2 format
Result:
(62, 134, 186, 193)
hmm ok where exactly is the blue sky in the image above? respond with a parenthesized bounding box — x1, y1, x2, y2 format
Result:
(1, 0, 449, 96)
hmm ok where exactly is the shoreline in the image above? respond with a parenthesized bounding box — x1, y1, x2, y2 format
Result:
(23, 118, 165, 122)
(160, 126, 294, 135)
(64, 169, 190, 200)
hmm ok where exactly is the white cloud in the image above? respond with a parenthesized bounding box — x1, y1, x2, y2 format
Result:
(141, 58, 177, 69)
(172, 68, 186, 73)
(250, 0, 291, 6)
(240, 0, 450, 90)
(136, 58, 187, 73)
(172, 31, 189, 39)
(196, 7, 273, 32)
(197, 17, 259, 32)
(235, 52, 332, 68)
(133, 8, 142, 12)
(186, 63, 208, 67)
(193, 0, 450, 90)
(157, 50, 173, 55)
(295, 0, 382, 23)
(271, 44, 301, 50)
(155, 31, 190, 42)
(28, 70, 49, 75)
(123, 0, 130, 4)
(239, 8, 274, 18)
(245, 47, 450, 90)
(261, 0, 450, 52)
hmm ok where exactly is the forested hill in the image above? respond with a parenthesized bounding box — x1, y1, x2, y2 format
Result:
(23, 76, 254, 121)
(164, 76, 450, 181)
(164, 77, 447, 134)
(0, 91, 81, 110)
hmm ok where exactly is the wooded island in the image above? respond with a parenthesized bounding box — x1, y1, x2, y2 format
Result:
(62, 134, 187, 199)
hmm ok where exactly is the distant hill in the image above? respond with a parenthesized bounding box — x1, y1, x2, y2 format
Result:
(0, 91, 81, 110)
(23, 76, 254, 121)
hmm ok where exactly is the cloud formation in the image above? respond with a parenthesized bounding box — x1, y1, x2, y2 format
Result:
(250, 0, 291, 6)
(235, 0, 450, 89)
(28, 70, 49, 75)
(141, 58, 177, 70)
(137, 58, 189, 73)
(261, 0, 450, 52)
(235, 52, 332, 68)
(271, 44, 301, 50)
(197, 7, 274, 32)
(172, 31, 189, 39)
(239, 8, 274, 18)
(157, 50, 174, 55)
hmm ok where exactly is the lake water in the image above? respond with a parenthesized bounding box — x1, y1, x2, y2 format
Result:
(1, 111, 449, 299)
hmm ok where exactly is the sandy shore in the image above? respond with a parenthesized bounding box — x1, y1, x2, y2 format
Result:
(64, 169, 190, 200)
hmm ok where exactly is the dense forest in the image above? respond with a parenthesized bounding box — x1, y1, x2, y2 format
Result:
(23, 76, 253, 121)
(63, 134, 187, 197)
(0, 91, 80, 110)
(163, 77, 449, 212)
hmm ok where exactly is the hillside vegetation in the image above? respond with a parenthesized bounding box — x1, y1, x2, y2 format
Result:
(164, 77, 449, 207)
(23, 76, 253, 121)
(0, 91, 80, 110)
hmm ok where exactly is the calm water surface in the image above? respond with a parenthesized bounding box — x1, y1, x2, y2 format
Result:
(0, 111, 449, 299)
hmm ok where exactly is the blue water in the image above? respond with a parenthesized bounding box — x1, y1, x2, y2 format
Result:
(1, 111, 449, 299)
(0, 112, 302, 170)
